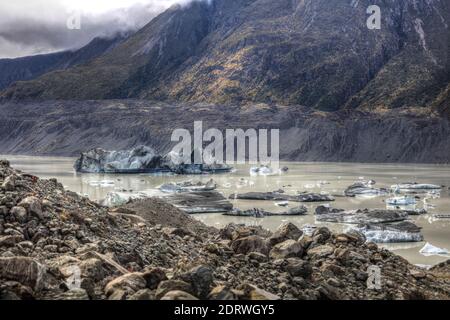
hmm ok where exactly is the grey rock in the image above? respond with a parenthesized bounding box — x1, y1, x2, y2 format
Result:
(269, 222, 303, 246)
(180, 265, 213, 299)
(104, 273, 147, 297)
(269, 240, 303, 260)
(231, 235, 270, 256)
(155, 280, 193, 300)
(161, 290, 198, 300)
(285, 258, 313, 278)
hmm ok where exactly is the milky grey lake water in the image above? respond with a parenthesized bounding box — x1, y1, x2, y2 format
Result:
(3, 155, 450, 266)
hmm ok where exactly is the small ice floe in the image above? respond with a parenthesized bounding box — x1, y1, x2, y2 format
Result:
(159, 179, 217, 193)
(275, 201, 289, 207)
(419, 243, 449, 256)
(88, 180, 116, 188)
(250, 165, 285, 176)
(391, 183, 442, 192)
(344, 181, 387, 197)
(386, 196, 417, 206)
(316, 180, 330, 187)
(301, 224, 317, 236)
(101, 191, 149, 207)
(222, 182, 232, 188)
(386, 204, 417, 211)
(415, 264, 432, 270)
(430, 214, 450, 220)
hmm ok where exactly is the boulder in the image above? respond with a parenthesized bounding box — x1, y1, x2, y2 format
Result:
(312, 227, 331, 244)
(2, 175, 16, 191)
(269, 240, 303, 259)
(208, 285, 236, 300)
(10, 206, 28, 223)
(155, 280, 193, 300)
(0, 257, 47, 290)
(128, 289, 155, 300)
(231, 236, 270, 255)
(54, 288, 90, 300)
(142, 267, 167, 290)
(161, 290, 199, 300)
(285, 258, 313, 278)
(18, 197, 43, 220)
(269, 223, 303, 246)
(78, 258, 105, 281)
(241, 284, 280, 300)
(180, 265, 213, 299)
(104, 273, 147, 297)
(220, 224, 271, 241)
(307, 245, 335, 258)
(0, 235, 24, 247)
(247, 252, 268, 262)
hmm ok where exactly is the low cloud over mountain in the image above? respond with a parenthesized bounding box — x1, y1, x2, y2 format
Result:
(0, 0, 180, 58)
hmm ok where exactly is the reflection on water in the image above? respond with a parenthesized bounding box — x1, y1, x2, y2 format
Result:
(3, 155, 450, 266)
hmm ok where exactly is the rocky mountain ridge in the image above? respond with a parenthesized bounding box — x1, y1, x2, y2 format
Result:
(0, 0, 449, 113)
(0, 33, 128, 91)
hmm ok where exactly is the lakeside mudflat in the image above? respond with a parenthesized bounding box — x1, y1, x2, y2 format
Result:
(3, 155, 450, 266)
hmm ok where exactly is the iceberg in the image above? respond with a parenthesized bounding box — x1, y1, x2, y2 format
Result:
(419, 243, 449, 256)
(344, 181, 388, 197)
(224, 205, 308, 217)
(386, 196, 417, 206)
(159, 179, 217, 193)
(100, 191, 150, 207)
(74, 146, 162, 173)
(249, 165, 286, 176)
(315, 206, 409, 224)
(352, 222, 423, 243)
(275, 201, 290, 207)
(88, 180, 116, 188)
(74, 146, 232, 174)
(391, 183, 442, 192)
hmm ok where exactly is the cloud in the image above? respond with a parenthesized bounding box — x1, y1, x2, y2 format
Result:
(0, 0, 181, 58)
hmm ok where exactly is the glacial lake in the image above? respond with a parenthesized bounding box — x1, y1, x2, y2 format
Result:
(3, 155, 450, 266)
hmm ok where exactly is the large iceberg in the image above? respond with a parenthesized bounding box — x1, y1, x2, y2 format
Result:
(74, 146, 162, 173)
(74, 146, 232, 174)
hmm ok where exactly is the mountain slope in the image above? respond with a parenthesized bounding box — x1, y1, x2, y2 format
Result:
(0, 33, 128, 91)
(1, 0, 449, 112)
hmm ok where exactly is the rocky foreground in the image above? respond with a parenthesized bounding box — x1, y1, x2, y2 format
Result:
(1, 160, 449, 300)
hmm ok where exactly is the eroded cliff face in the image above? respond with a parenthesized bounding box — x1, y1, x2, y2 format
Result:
(1, 0, 449, 112)
(1, 100, 449, 163)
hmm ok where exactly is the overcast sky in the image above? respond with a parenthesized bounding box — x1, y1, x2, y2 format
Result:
(0, 0, 189, 59)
